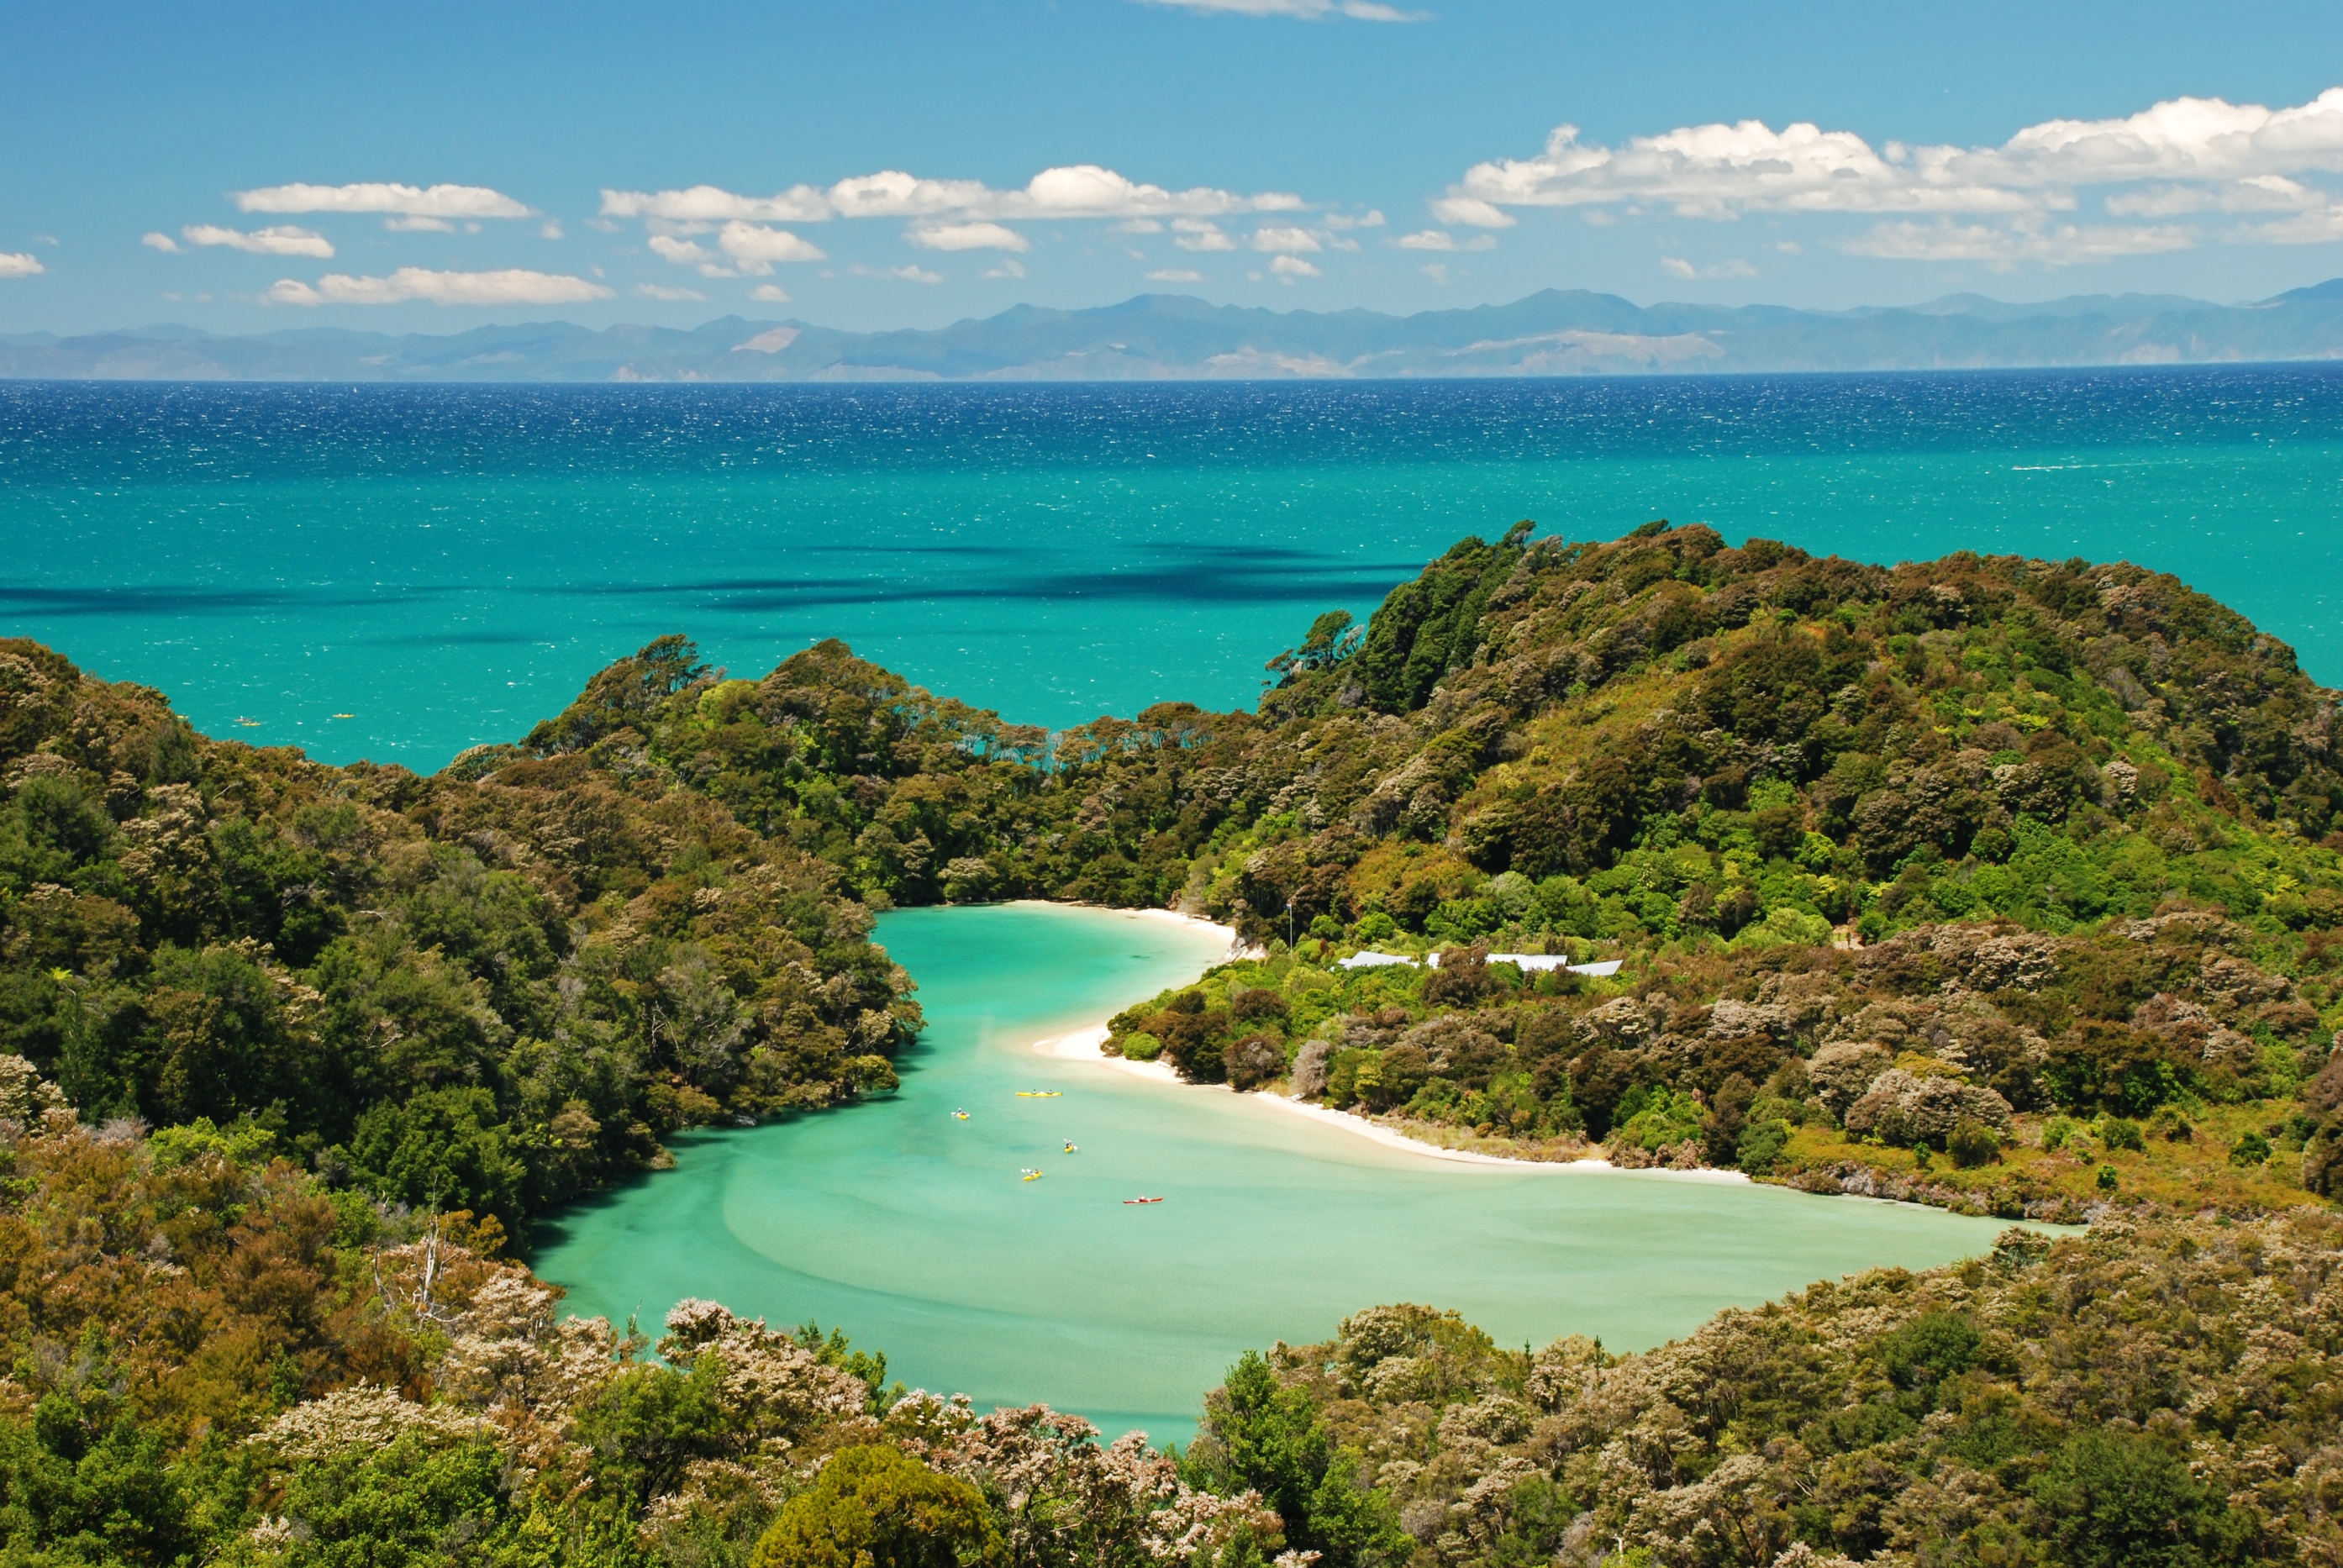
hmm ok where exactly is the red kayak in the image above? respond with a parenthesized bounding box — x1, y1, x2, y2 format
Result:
(1122, 1196, 1165, 1204)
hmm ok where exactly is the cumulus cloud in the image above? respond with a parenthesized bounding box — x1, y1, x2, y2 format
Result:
(1430, 85, 2343, 262)
(383, 215, 456, 233)
(234, 182, 534, 218)
(177, 224, 335, 257)
(750, 283, 792, 303)
(982, 258, 1027, 278)
(265, 267, 613, 306)
(715, 222, 825, 271)
(600, 184, 831, 224)
(602, 163, 1298, 225)
(1135, 0, 1424, 18)
(1660, 255, 1757, 279)
(633, 282, 707, 300)
(1393, 229, 1493, 251)
(140, 233, 181, 253)
(1147, 268, 1205, 282)
(650, 223, 825, 276)
(846, 263, 944, 284)
(908, 221, 1030, 251)
(1173, 218, 1237, 251)
(1251, 225, 1323, 253)
(1271, 254, 1322, 280)
(0, 252, 43, 277)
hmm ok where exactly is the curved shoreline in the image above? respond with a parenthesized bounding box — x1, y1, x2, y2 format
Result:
(1029, 1022, 1750, 1184)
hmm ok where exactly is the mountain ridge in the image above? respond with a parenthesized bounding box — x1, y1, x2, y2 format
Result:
(6, 281, 2343, 381)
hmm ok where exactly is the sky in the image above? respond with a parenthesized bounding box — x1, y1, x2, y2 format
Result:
(3, 0, 2343, 336)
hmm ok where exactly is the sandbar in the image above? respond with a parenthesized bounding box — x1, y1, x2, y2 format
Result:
(1027, 1023, 1750, 1184)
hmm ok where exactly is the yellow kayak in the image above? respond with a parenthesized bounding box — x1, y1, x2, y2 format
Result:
(1021, 1168, 1044, 1181)
(1015, 1092, 1061, 1098)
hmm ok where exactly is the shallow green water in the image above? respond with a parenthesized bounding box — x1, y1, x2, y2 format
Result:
(534, 903, 2014, 1443)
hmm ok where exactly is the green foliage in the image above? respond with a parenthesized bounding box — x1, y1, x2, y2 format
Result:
(750, 1446, 998, 1568)
(0, 636, 922, 1232)
(1184, 1351, 1405, 1568)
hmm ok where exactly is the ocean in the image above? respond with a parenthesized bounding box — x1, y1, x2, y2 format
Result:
(3, 367, 2340, 770)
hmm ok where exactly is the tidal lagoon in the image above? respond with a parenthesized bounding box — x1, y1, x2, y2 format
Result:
(534, 902, 2016, 1442)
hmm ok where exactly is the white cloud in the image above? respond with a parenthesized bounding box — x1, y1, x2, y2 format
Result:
(0, 252, 43, 277)
(1429, 196, 1516, 229)
(1113, 218, 1165, 234)
(1324, 209, 1386, 229)
(234, 182, 534, 218)
(1659, 255, 1757, 279)
(140, 233, 181, 253)
(1393, 229, 1494, 251)
(1173, 218, 1236, 251)
(633, 282, 707, 301)
(1271, 254, 1322, 280)
(1421, 261, 1451, 284)
(1432, 85, 2343, 262)
(600, 184, 832, 223)
(848, 263, 944, 284)
(716, 221, 825, 271)
(908, 221, 1030, 251)
(265, 266, 613, 306)
(648, 234, 718, 268)
(982, 258, 1027, 279)
(1251, 225, 1323, 253)
(750, 283, 792, 303)
(181, 224, 335, 257)
(1135, 0, 1424, 18)
(602, 164, 1298, 226)
(1147, 268, 1204, 282)
(540, 220, 566, 240)
(1838, 218, 2194, 266)
(650, 224, 824, 276)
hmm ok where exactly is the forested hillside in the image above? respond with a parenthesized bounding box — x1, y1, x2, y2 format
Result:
(485, 521, 2343, 1211)
(3, 518, 2343, 1562)
(0, 639, 919, 1234)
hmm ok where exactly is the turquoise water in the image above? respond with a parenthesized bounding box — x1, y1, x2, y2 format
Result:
(533, 902, 2014, 1443)
(3, 371, 2340, 770)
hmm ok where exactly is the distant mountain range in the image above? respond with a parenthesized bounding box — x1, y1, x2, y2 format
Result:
(6, 281, 2343, 382)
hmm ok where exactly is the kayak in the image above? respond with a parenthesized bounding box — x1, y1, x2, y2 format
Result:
(1021, 1169, 1044, 1181)
(1122, 1196, 1165, 1204)
(1015, 1092, 1061, 1098)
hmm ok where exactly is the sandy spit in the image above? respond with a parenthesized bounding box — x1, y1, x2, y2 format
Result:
(1027, 1026, 1751, 1184)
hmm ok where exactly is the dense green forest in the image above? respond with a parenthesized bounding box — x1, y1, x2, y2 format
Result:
(2, 518, 2341, 1561)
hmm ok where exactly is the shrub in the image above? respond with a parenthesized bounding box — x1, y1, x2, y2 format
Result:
(1118, 1031, 1162, 1062)
(2098, 1117, 2145, 1153)
(1946, 1118, 1999, 1169)
(2097, 1165, 2119, 1192)
(2230, 1130, 2272, 1167)
(2042, 1115, 2078, 1152)
(1736, 1118, 1791, 1175)
(2148, 1105, 2193, 1142)
(1352, 912, 1398, 941)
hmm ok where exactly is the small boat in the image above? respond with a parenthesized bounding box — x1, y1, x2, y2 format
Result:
(1015, 1091, 1061, 1098)
(1063, 1140, 1078, 1153)
(952, 1109, 969, 1121)
(332, 713, 355, 719)
(1021, 1168, 1044, 1181)
(1122, 1196, 1165, 1205)
(234, 718, 262, 727)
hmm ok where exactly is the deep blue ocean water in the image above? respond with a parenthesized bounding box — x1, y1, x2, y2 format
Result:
(3, 368, 2340, 770)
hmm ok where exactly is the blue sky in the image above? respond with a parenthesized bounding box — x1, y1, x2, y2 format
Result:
(3, 0, 2341, 334)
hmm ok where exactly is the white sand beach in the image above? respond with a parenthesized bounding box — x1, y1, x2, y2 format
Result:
(1029, 1021, 1752, 1183)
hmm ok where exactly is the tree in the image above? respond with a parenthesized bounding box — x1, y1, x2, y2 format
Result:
(1187, 1352, 1405, 1568)
(752, 1444, 998, 1568)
